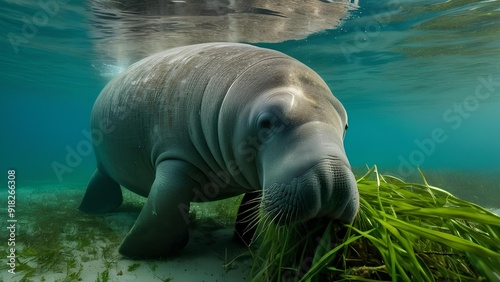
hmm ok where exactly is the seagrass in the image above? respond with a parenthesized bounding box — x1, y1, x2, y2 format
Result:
(250, 166, 500, 282)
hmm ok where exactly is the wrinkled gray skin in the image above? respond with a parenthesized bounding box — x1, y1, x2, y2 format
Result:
(79, 43, 359, 258)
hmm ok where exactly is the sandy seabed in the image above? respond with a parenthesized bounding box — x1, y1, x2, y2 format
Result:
(1, 169, 499, 281)
(0, 184, 252, 282)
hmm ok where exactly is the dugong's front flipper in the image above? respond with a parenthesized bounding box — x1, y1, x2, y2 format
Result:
(79, 169, 123, 213)
(118, 160, 197, 258)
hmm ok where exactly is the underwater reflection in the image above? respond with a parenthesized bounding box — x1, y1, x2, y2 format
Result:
(89, 0, 360, 66)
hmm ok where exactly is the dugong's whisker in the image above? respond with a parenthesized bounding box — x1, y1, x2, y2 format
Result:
(238, 211, 258, 223)
(245, 197, 263, 205)
(243, 220, 260, 237)
(270, 211, 282, 226)
(252, 213, 272, 243)
(244, 209, 264, 231)
(238, 198, 262, 214)
(239, 211, 260, 234)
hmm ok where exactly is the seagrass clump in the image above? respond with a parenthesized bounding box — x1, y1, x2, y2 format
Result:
(250, 166, 500, 282)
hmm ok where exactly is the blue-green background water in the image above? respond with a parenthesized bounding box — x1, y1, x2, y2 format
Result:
(1, 0, 499, 206)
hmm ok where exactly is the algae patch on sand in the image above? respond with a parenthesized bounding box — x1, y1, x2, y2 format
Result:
(0, 186, 248, 281)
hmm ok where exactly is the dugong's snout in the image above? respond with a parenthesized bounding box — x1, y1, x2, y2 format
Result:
(261, 158, 359, 225)
(257, 119, 359, 225)
(318, 161, 359, 223)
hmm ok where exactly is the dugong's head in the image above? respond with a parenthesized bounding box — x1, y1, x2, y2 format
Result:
(222, 58, 359, 225)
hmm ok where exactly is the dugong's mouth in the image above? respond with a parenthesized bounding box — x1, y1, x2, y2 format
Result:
(261, 160, 359, 225)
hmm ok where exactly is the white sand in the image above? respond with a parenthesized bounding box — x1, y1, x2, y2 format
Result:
(65, 227, 251, 282)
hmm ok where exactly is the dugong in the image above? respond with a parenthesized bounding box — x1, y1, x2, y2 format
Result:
(79, 42, 359, 258)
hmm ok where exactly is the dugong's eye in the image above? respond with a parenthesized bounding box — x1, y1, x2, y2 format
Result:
(255, 110, 288, 142)
(253, 100, 290, 137)
(256, 112, 275, 131)
(258, 117, 273, 130)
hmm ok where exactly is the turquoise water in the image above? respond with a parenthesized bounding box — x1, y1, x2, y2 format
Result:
(1, 0, 499, 205)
